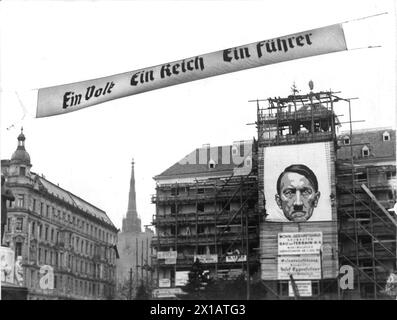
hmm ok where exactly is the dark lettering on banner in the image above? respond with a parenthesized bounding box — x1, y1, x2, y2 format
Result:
(130, 70, 155, 86)
(37, 24, 346, 118)
(256, 33, 313, 58)
(160, 56, 205, 79)
(63, 81, 115, 110)
(223, 46, 251, 62)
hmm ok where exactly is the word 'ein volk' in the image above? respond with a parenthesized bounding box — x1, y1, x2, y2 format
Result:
(63, 82, 115, 109)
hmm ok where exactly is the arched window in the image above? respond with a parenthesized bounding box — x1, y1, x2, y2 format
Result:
(232, 145, 238, 156)
(383, 131, 390, 141)
(208, 159, 216, 169)
(244, 156, 252, 168)
(362, 145, 370, 157)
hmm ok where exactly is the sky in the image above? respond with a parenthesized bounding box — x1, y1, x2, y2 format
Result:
(0, 0, 396, 232)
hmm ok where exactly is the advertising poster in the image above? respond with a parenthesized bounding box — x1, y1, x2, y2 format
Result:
(175, 271, 190, 287)
(277, 255, 321, 280)
(288, 281, 313, 297)
(264, 142, 333, 222)
(278, 232, 323, 255)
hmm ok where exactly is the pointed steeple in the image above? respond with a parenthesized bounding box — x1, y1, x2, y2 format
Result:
(122, 158, 142, 233)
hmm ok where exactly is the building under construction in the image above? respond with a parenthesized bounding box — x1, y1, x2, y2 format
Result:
(150, 86, 396, 299)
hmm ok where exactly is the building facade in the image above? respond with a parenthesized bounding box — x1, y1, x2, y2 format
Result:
(151, 142, 260, 298)
(1, 130, 119, 300)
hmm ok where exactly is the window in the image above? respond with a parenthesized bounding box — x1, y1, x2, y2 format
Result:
(15, 217, 23, 232)
(245, 156, 252, 167)
(40, 202, 44, 215)
(343, 136, 350, 145)
(170, 204, 177, 214)
(17, 194, 25, 208)
(32, 199, 36, 212)
(15, 242, 22, 257)
(383, 131, 390, 141)
(45, 226, 49, 241)
(19, 167, 26, 176)
(232, 146, 238, 156)
(197, 188, 204, 194)
(197, 203, 204, 212)
(170, 187, 179, 196)
(362, 146, 370, 157)
(51, 229, 54, 242)
(208, 159, 216, 169)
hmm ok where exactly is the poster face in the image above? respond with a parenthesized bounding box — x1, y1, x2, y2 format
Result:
(277, 255, 321, 280)
(278, 232, 323, 255)
(264, 142, 333, 222)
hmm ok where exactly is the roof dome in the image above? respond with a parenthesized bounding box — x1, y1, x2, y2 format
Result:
(11, 129, 31, 164)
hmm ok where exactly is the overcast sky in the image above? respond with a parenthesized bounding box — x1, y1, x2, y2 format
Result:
(0, 0, 395, 231)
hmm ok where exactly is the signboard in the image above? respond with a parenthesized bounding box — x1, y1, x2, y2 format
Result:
(157, 251, 177, 259)
(278, 255, 321, 280)
(152, 287, 185, 298)
(194, 254, 218, 264)
(217, 269, 244, 280)
(36, 25, 347, 118)
(0, 246, 15, 284)
(175, 271, 190, 287)
(159, 278, 171, 288)
(226, 255, 247, 263)
(164, 257, 177, 265)
(264, 142, 333, 222)
(278, 232, 323, 255)
(288, 281, 312, 297)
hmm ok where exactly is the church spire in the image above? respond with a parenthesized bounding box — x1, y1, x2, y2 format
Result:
(122, 158, 142, 233)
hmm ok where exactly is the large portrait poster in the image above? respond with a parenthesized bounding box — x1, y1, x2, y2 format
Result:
(264, 142, 332, 222)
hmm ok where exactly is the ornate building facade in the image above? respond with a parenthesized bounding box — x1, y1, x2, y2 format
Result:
(1, 130, 119, 300)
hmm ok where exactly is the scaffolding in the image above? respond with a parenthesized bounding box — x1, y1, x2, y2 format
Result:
(254, 87, 396, 299)
(151, 160, 260, 294)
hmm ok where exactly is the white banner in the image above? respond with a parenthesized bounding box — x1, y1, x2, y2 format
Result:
(36, 24, 346, 118)
(194, 254, 218, 264)
(288, 281, 312, 297)
(152, 287, 184, 298)
(157, 251, 177, 259)
(226, 255, 247, 263)
(278, 255, 321, 280)
(175, 271, 190, 287)
(278, 232, 323, 255)
(159, 278, 171, 288)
